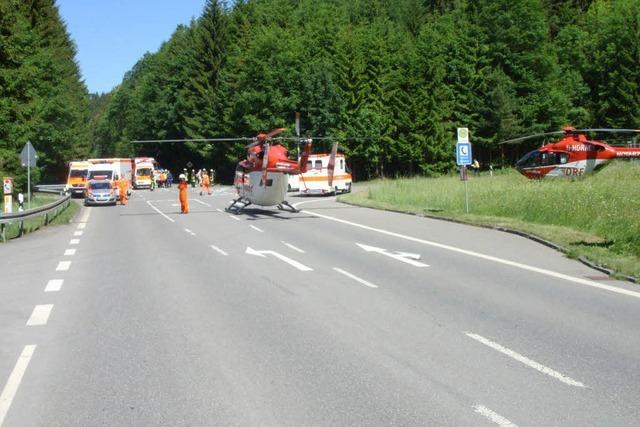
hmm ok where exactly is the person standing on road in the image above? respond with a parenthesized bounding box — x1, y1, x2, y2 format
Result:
(200, 172, 211, 196)
(118, 177, 129, 205)
(178, 174, 189, 214)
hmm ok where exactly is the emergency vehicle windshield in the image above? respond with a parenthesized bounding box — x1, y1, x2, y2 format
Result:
(136, 168, 152, 176)
(89, 181, 112, 190)
(69, 170, 87, 178)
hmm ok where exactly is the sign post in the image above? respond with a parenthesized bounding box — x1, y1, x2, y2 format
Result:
(456, 128, 472, 214)
(20, 141, 38, 210)
(3, 177, 12, 214)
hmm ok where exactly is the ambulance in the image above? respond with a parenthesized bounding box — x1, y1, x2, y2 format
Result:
(133, 157, 157, 189)
(65, 161, 89, 196)
(298, 153, 352, 194)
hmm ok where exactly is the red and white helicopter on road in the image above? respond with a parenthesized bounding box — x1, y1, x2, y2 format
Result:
(502, 127, 640, 179)
(134, 127, 344, 213)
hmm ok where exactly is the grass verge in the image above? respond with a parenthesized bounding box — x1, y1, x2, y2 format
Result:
(340, 162, 640, 282)
(1, 194, 80, 241)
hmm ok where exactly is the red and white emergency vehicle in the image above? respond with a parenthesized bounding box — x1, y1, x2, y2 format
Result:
(133, 157, 157, 189)
(65, 161, 89, 196)
(297, 153, 352, 194)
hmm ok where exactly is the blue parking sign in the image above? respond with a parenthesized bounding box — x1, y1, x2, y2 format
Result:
(456, 142, 472, 166)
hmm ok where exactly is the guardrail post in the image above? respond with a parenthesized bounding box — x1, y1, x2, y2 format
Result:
(44, 212, 49, 225)
(19, 220, 24, 237)
(1, 224, 5, 243)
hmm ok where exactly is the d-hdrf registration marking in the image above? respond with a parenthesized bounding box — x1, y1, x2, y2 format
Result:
(246, 247, 312, 271)
(356, 243, 428, 267)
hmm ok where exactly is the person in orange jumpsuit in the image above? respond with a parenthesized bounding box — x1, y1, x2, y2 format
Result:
(178, 174, 189, 213)
(117, 177, 128, 205)
(200, 172, 211, 196)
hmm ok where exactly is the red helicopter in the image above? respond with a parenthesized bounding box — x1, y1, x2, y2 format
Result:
(133, 127, 343, 213)
(502, 127, 640, 179)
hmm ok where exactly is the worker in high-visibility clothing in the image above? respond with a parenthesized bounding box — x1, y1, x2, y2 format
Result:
(178, 174, 189, 213)
(200, 172, 211, 196)
(117, 177, 129, 205)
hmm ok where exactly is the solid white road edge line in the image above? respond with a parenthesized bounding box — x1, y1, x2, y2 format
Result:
(465, 332, 586, 388)
(292, 197, 336, 208)
(249, 225, 264, 233)
(473, 405, 518, 427)
(0, 345, 37, 427)
(26, 305, 53, 326)
(333, 267, 378, 289)
(64, 249, 76, 256)
(209, 245, 229, 256)
(302, 209, 640, 299)
(45, 279, 63, 292)
(282, 241, 305, 253)
(147, 200, 175, 223)
(56, 261, 71, 271)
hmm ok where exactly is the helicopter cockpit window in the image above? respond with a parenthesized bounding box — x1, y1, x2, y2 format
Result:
(558, 153, 569, 164)
(516, 150, 541, 168)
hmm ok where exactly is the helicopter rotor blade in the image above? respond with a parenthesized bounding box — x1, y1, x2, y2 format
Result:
(498, 131, 565, 145)
(575, 128, 640, 134)
(132, 137, 253, 144)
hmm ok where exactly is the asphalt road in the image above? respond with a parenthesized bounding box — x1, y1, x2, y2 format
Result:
(1, 185, 639, 426)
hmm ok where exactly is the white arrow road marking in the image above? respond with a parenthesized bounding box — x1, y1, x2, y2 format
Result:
(465, 332, 587, 388)
(245, 247, 313, 271)
(473, 405, 518, 427)
(0, 345, 37, 426)
(356, 243, 429, 267)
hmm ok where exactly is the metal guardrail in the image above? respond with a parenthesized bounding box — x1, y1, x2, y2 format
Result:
(34, 184, 67, 194)
(0, 193, 72, 242)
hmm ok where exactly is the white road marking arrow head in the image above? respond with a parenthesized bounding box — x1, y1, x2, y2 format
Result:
(246, 247, 313, 271)
(356, 243, 429, 267)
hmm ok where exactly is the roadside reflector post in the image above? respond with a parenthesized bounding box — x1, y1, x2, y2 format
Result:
(456, 128, 472, 214)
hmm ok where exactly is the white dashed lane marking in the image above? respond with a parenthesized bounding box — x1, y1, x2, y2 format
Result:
(473, 405, 518, 427)
(333, 268, 378, 289)
(69, 239, 80, 245)
(56, 261, 71, 271)
(73, 230, 83, 237)
(249, 225, 264, 233)
(0, 345, 37, 426)
(45, 280, 63, 292)
(209, 245, 229, 256)
(64, 249, 76, 256)
(26, 305, 53, 326)
(465, 332, 586, 388)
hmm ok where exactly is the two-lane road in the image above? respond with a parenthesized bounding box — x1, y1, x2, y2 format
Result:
(1, 186, 639, 426)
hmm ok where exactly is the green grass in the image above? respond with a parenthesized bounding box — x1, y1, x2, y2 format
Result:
(340, 162, 640, 281)
(1, 194, 80, 241)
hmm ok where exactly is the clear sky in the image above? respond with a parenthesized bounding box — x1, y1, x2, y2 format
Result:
(57, 0, 208, 94)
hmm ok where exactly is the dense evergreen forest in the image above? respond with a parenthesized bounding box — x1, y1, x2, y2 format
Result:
(2, 0, 639, 186)
(0, 0, 91, 188)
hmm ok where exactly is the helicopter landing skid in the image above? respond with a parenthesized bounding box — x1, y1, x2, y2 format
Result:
(226, 197, 251, 213)
(277, 201, 299, 213)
